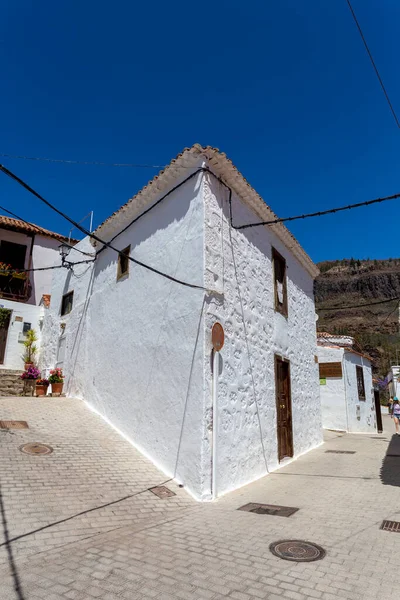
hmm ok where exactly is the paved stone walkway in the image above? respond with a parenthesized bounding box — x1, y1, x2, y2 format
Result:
(0, 397, 399, 600)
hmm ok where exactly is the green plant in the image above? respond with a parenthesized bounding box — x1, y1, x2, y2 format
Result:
(22, 329, 38, 365)
(48, 368, 64, 384)
(0, 308, 11, 328)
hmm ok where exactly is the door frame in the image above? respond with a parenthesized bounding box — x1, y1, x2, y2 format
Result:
(0, 308, 12, 365)
(275, 355, 294, 461)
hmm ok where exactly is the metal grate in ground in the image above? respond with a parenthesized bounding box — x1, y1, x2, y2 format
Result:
(0, 420, 29, 429)
(325, 450, 356, 454)
(238, 503, 299, 517)
(380, 520, 400, 533)
(149, 485, 176, 499)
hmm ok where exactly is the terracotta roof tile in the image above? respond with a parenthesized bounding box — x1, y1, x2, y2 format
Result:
(0, 215, 78, 243)
(93, 144, 319, 279)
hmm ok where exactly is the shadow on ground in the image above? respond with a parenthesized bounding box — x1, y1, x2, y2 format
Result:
(380, 434, 400, 487)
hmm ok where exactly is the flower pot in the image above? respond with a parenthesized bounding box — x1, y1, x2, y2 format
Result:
(36, 384, 48, 397)
(24, 362, 34, 371)
(51, 382, 64, 395)
(23, 379, 37, 397)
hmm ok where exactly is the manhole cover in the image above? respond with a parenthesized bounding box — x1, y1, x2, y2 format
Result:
(149, 485, 176, 499)
(381, 520, 400, 533)
(325, 450, 356, 454)
(0, 421, 29, 429)
(270, 540, 326, 562)
(238, 503, 299, 517)
(19, 443, 53, 456)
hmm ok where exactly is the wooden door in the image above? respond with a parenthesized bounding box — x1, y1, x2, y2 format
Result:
(0, 310, 11, 364)
(275, 356, 293, 461)
(374, 390, 383, 434)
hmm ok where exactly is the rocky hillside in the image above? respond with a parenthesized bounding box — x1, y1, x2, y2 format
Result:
(315, 258, 400, 376)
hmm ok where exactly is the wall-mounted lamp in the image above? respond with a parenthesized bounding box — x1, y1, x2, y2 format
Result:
(58, 243, 72, 268)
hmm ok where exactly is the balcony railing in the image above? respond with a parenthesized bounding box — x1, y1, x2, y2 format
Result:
(0, 272, 31, 302)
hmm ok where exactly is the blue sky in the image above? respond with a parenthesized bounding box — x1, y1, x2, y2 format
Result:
(1, 0, 399, 263)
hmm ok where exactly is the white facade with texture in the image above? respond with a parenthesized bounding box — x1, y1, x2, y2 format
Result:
(41, 144, 323, 500)
(317, 333, 376, 433)
(0, 217, 75, 370)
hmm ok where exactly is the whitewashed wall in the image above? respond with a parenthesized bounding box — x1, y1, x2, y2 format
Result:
(317, 345, 375, 433)
(203, 174, 322, 498)
(343, 352, 375, 433)
(317, 346, 347, 431)
(0, 298, 44, 370)
(41, 169, 208, 499)
(31, 235, 62, 304)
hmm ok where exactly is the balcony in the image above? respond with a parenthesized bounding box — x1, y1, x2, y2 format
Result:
(0, 268, 31, 302)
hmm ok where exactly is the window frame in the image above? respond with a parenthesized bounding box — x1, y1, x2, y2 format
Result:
(356, 365, 366, 401)
(117, 245, 131, 281)
(272, 247, 288, 317)
(60, 291, 74, 316)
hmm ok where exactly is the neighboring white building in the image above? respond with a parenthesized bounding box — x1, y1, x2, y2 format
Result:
(317, 332, 376, 433)
(41, 144, 323, 500)
(386, 366, 400, 398)
(0, 216, 76, 370)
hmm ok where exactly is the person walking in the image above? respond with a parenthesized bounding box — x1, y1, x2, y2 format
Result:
(391, 397, 400, 435)
(388, 396, 394, 415)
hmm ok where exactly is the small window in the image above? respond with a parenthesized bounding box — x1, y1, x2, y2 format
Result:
(356, 365, 366, 401)
(60, 291, 74, 316)
(23, 322, 31, 335)
(272, 248, 288, 317)
(117, 245, 130, 280)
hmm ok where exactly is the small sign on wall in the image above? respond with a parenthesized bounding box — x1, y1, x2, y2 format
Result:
(320, 378, 326, 385)
(14, 316, 23, 322)
(319, 362, 343, 378)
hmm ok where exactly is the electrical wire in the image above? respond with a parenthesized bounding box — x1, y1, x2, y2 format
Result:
(0, 152, 186, 169)
(0, 259, 95, 275)
(379, 300, 399, 327)
(346, 0, 400, 129)
(230, 191, 400, 230)
(317, 296, 400, 312)
(0, 203, 94, 257)
(0, 164, 208, 292)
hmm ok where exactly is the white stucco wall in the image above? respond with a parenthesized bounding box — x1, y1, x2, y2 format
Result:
(41, 163, 323, 500)
(317, 345, 375, 433)
(202, 173, 322, 498)
(41, 168, 208, 499)
(343, 351, 375, 433)
(317, 346, 347, 431)
(31, 235, 62, 304)
(0, 228, 61, 305)
(0, 298, 44, 370)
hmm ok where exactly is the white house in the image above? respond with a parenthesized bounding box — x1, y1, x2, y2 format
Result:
(317, 332, 376, 433)
(0, 216, 76, 371)
(41, 144, 323, 500)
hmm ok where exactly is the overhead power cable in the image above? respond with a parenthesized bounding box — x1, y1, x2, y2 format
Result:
(230, 191, 400, 230)
(0, 165, 208, 292)
(0, 152, 182, 169)
(0, 259, 95, 275)
(317, 296, 400, 312)
(0, 203, 94, 257)
(346, 0, 400, 129)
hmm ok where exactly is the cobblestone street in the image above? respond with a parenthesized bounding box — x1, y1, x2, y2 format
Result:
(0, 397, 399, 600)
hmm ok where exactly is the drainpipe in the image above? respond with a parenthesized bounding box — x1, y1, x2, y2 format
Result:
(211, 349, 219, 500)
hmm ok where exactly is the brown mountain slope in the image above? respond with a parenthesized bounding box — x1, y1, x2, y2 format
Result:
(315, 259, 400, 375)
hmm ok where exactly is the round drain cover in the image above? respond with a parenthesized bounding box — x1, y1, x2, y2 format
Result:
(270, 540, 325, 562)
(19, 443, 53, 456)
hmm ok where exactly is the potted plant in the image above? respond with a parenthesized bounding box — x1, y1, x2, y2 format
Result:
(36, 378, 49, 397)
(0, 262, 11, 276)
(49, 368, 64, 395)
(22, 329, 38, 370)
(21, 366, 41, 396)
(12, 269, 27, 280)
